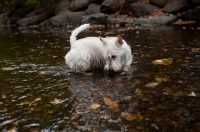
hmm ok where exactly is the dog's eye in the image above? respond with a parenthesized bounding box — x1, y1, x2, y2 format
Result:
(111, 55, 117, 59)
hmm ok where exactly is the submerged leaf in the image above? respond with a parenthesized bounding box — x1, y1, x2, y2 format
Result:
(2, 67, 15, 71)
(121, 112, 137, 121)
(152, 58, 172, 65)
(155, 77, 169, 82)
(50, 98, 65, 105)
(88, 103, 101, 110)
(34, 98, 41, 102)
(135, 88, 142, 94)
(188, 92, 196, 97)
(146, 82, 159, 88)
(103, 97, 119, 109)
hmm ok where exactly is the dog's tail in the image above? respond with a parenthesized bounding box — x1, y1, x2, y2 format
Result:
(70, 24, 90, 45)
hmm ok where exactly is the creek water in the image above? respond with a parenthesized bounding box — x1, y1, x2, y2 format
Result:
(0, 25, 199, 131)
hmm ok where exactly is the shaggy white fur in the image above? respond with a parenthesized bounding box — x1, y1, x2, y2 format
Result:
(65, 24, 132, 72)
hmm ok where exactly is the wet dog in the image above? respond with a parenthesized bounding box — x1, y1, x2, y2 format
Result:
(65, 24, 132, 72)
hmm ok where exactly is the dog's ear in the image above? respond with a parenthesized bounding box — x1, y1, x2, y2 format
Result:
(117, 35, 123, 45)
(99, 37, 106, 45)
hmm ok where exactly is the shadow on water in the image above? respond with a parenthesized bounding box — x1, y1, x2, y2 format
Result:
(0, 25, 200, 131)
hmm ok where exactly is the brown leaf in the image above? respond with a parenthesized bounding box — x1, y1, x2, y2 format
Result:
(121, 112, 137, 121)
(135, 88, 142, 94)
(115, 83, 124, 89)
(152, 58, 172, 65)
(103, 97, 119, 109)
(2, 67, 15, 71)
(155, 77, 169, 82)
(88, 103, 101, 110)
(145, 82, 159, 88)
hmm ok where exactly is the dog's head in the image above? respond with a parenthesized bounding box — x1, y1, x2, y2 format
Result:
(100, 35, 126, 72)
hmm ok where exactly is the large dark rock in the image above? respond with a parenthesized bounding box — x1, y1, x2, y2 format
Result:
(0, 12, 8, 25)
(25, 8, 46, 18)
(163, 0, 187, 13)
(55, 0, 71, 15)
(119, 0, 137, 15)
(81, 13, 107, 25)
(47, 11, 86, 26)
(100, 0, 120, 14)
(131, 2, 160, 17)
(69, 0, 92, 11)
(149, 0, 171, 7)
(0, 18, 7, 25)
(179, 6, 200, 21)
(134, 15, 177, 25)
(0, 12, 7, 19)
(193, 0, 200, 5)
(86, 3, 101, 15)
(16, 13, 49, 26)
(12, 8, 27, 18)
(39, 19, 51, 27)
(6, 18, 19, 25)
(0, 7, 8, 14)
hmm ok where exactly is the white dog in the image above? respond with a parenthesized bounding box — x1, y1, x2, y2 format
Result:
(65, 24, 132, 72)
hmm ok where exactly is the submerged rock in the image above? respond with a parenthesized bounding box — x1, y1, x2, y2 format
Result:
(134, 15, 177, 25)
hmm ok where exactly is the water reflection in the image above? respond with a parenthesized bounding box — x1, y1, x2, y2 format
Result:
(0, 25, 200, 131)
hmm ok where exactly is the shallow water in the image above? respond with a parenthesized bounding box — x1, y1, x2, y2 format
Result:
(0, 25, 200, 131)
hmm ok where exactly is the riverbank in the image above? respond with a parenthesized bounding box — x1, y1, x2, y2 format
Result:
(0, 0, 200, 27)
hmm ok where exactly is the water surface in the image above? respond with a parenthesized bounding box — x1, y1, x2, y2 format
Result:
(0, 25, 199, 131)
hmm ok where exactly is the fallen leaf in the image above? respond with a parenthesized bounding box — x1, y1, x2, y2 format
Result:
(146, 82, 159, 88)
(152, 58, 172, 65)
(155, 77, 169, 82)
(2, 67, 15, 71)
(20, 101, 30, 105)
(142, 98, 148, 101)
(59, 84, 69, 89)
(123, 96, 132, 101)
(34, 98, 41, 102)
(44, 78, 51, 81)
(136, 126, 144, 130)
(188, 92, 196, 97)
(88, 103, 101, 110)
(115, 83, 124, 89)
(191, 48, 200, 53)
(50, 98, 65, 105)
(100, 113, 110, 119)
(72, 122, 79, 126)
(29, 98, 41, 106)
(103, 97, 119, 109)
(121, 112, 137, 121)
(135, 88, 142, 94)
